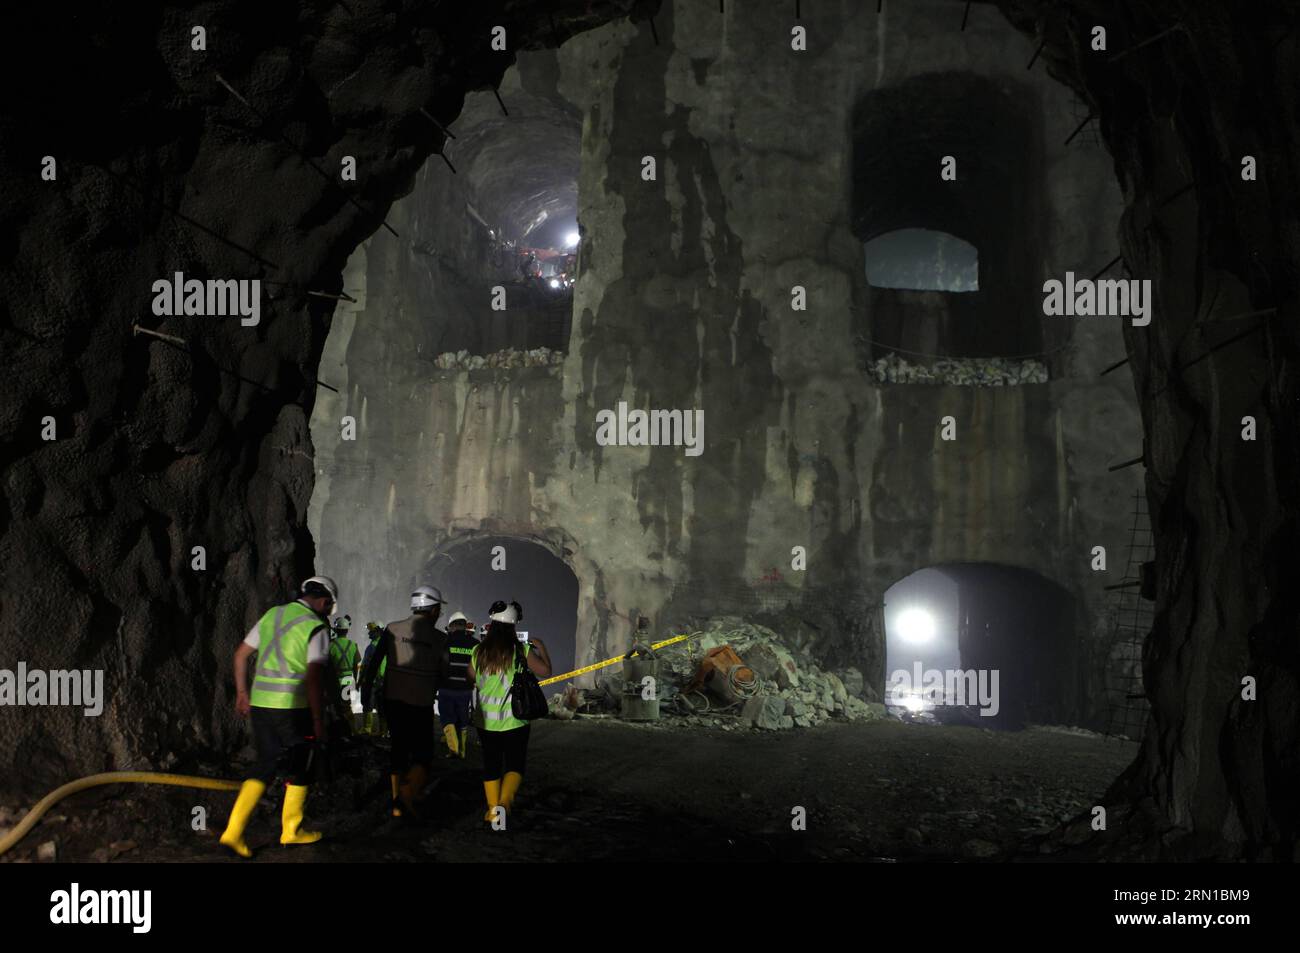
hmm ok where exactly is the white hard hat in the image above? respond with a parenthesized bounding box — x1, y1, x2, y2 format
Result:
(411, 585, 445, 610)
(301, 575, 339, 602)
(447, 611, 468, 625)
(488, 603, 520, 624)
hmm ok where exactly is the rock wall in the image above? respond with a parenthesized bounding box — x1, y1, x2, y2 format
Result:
(9, 0, 1288, 863)
(0, 0, 648, 792)
(998, 0, 1300, 859)
(311, 0, 1141, 727)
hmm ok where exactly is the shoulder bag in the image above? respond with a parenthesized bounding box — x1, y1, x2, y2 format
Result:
(510, 644, 549, 721)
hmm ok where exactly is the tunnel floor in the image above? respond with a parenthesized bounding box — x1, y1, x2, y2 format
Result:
(3, 720, 1137, 864)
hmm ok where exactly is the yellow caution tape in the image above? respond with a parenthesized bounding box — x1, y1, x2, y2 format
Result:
(540, 633, 694, 686)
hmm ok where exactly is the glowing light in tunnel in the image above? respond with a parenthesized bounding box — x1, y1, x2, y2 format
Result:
(901, 692, 927, 712)
(565, 230, 579, 247)
(895, 608, 936, 644)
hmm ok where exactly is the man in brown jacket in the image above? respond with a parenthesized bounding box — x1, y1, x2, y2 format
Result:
(360, 584, 449, 818)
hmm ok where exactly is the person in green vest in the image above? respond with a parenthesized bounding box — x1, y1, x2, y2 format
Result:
(467, 600, 551, 826)
(219, 575, 337, 857)
(328, 614, 361, 729)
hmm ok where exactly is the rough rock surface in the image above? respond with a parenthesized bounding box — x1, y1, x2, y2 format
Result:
(310, 0, 1141, 737)
(0, 0, 1294, 864)
(996, 0, 1300, 863)
(0, 0, 650, 792)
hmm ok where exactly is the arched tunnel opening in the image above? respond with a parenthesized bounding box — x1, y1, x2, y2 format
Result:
(883, 565, 1078, 731)
(431, 55, 582, 356)
(305, 49, 589, 634)
(864, 228, 980, 293)
(424, 537, 578, 697)
(318, 51, 583, 370)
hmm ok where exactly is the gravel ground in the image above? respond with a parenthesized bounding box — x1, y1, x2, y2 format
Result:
(0, 718, 1138, 863)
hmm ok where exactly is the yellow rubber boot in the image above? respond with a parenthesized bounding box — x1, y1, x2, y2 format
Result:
(482, 779, 502, 822)
(399, 763, 428, 817)
(280, 785, 322, 845)
(389, 773, 402, 818)
(500, 772, 523, 815)
(443, 724, 460, 757)
(219, 779, 266, 858)
(458, 729, 469, 759)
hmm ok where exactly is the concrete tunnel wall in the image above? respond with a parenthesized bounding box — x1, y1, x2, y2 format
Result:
(309, 0, 1143, 723)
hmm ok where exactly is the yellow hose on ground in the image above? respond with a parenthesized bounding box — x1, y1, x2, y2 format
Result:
(0, 771, 242, 858)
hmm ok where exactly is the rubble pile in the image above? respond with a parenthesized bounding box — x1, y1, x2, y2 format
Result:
(550, 616, 885, 732)
(869, 353, 1049, 386)
(432, 347, 566, 370)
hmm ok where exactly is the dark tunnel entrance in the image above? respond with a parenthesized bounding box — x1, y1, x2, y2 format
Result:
(851, 71, 1046, 363)
(431, 59, 583, 357)
(883, 564, 1078, 730)
(424, 537, 578, 695)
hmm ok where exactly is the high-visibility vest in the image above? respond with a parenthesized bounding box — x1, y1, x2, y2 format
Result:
(473, 642, 531, 732)
(330, 636, 360, 710)
(330, 635, 360, 683)
(441, 628, 479, 689)
(250, 601, 327, 709)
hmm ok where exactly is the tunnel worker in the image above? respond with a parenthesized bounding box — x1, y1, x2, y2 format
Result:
(468, 600, 552, 825)
(361, 621, 388, 735)
(437, 611, 477, 758)
(219, 575, 337, 857)
(362, 585, 449, 818)
(329, 614, 361, 727)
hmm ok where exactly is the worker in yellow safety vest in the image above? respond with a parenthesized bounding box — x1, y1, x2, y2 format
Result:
(468, 600, 551, 825)
(329, 614, 361, 729)
(219, 575, 337, 857)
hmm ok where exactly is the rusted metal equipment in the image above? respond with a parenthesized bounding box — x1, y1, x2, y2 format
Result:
(686, 645, 758, 705)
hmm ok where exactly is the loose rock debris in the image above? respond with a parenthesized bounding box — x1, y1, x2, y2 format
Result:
(869, 352, 1050, 386)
